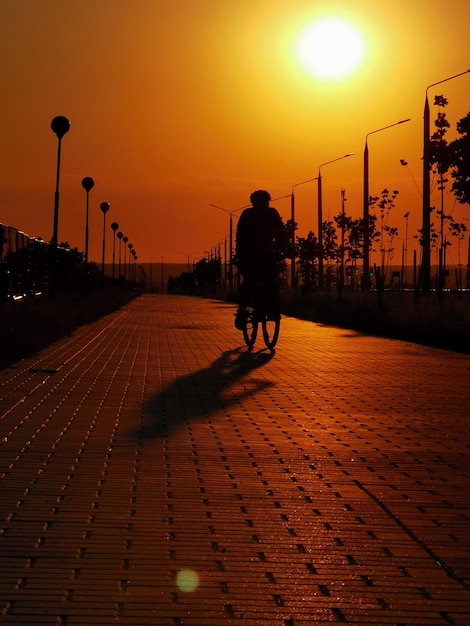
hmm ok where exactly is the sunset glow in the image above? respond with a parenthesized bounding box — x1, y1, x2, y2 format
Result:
(295, 17, 366, 81)
(0, 1, 469, 266)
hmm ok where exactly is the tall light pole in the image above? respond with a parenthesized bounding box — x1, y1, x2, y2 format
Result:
(291, 178, 318, 289)
(128, 242, 133, 282)
(339, 188, 346, 296)
(50, 115, 70, 295)
(180, 250, 199, 273)
(123, 236, 128, 281)
(131, 248, 137, 283)
(421, 69, 470, 292)
(318, 153, 354, 286)
(81, 176, 94, 290)
(110, 222, 119, 282)
(402, 211, 410, 288)
(362, 119, 410, 290)
(100, 202, 110, 284)
(209, 204, 248, 291)
(117, 231, 123, 280)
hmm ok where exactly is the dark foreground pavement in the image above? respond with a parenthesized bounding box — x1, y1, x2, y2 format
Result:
(0, 295, 469, 626)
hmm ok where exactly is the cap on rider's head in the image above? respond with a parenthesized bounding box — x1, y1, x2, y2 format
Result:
(250, 189, 271, 207)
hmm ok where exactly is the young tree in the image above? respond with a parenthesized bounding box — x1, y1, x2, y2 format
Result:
(296, 231, 318, 295)
(322, 220, 339, 289)
(429, 95, 451, 180)
(350, 216, 378, 261)
(448, 219, 468, 290)
(56, 243, 85, 291)
(334, 211, 352, 289)
(429, 95, 453, 291)
(449, 112, 470, 205)
(284, 218, 297, 248)
(369, 188, 399, 286)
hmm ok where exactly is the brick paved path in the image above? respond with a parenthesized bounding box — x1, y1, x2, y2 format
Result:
(0, 295, 469, 625)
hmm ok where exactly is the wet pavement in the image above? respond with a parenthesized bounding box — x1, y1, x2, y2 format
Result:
(0, 294, 469, 625)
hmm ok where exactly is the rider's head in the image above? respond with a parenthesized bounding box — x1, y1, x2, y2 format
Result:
(250, 189, 271, 208)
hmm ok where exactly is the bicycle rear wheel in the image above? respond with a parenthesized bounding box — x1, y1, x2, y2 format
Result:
(242, 307, 258, 347)
(262, 316, 280, 349)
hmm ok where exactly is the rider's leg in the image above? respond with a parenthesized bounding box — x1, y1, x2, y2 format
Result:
(238, 265, 258, 310)
(238, 276, 249, 311)
(266, 285, 280, 319)
(262, 260, 280, 319)
(235, 272, 250, 329)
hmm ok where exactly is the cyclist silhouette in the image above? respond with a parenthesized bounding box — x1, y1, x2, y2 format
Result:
(234, 190, 291, 330)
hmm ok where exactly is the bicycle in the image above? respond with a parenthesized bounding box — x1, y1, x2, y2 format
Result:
(238, 270, 281, 350)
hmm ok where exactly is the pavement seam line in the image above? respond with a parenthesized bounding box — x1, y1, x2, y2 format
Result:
(354, 478, 468, 589)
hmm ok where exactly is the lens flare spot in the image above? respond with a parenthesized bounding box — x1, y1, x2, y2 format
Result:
(176, 569, 199, 592)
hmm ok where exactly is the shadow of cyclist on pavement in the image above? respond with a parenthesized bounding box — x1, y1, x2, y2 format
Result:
(140, 347, 274, 439)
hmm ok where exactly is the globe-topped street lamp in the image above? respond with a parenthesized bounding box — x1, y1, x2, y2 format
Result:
(81, 176, 94, 289)
(100, 202, 110, 283)
(117, 231, 124, 280)
(127, 243, 133, 282)
(50, 115, 70, 294)
(110, 222, 119, 282)
(123, 236, 128, 281)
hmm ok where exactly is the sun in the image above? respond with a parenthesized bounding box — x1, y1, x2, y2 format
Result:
(295, 17, 366, 81)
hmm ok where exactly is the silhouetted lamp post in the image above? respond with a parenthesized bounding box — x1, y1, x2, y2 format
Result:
(128, 243, 133, 281)
(339, 188, 347, 295)
(209, 204, 237, 291)
(291, 178, 319, 289)
(100, 202, 110, 283)
(131, 249, 137, 281)
(180, 251, 198, 273)
(110, 222, 119, 282)
(362, 119, 410, 291)
(318, 153, 354, 286)
(117, 231, 123, 280)
(81, 176, 94, 288)
(50, 115, 70, 294)
(420, 69, 470, 292)
(123, 236, 128, 281)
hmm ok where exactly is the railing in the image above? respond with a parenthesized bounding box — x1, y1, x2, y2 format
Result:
(0, 223, 91, 301)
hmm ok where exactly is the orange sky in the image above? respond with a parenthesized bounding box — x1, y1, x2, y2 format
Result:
(1, 0, 469, 266)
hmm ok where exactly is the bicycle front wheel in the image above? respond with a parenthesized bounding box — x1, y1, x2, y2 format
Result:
(262, 316, 280, 349)
(242, 307, 258, 348)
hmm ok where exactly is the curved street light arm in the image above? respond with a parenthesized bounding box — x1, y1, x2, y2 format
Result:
(366, 119, 410, 143)
(318, 152, 355, 175)
(271, 193, 292, 202)
(315, 152, 355, 287)
(426, 68, 470, 96)
(209, 203, 248, 291)
(362, 118, 410, 290)
(209, 203, 230, 214)
(291, 177, 319, 194)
